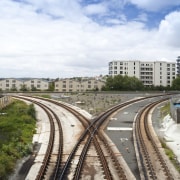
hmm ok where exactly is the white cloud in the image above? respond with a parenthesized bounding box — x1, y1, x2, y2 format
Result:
(135, 13, 148, 22)
(83, 3, 108, 15)
(158, 11, 180, 47)
(0, 0, 179, 78)
(128, 0, 180, 11)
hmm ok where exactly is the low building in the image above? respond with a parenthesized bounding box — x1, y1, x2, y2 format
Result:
(24, 79, 49, 91)
(0, 78, 49, 91)
(55, 78, 105, 92)
(0, 78, 23, 91)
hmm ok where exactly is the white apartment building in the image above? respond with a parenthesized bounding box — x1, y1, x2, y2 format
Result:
(109, 60, 176, 87)
(55, 78, 105, 92)
(0, 78, 49, 91)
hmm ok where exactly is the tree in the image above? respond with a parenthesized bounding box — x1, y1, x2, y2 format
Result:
(48, 81, 55, 91)
(104, 75, 144, 91)
(20, 84, 28, 92)
(172, 77, 180, 90)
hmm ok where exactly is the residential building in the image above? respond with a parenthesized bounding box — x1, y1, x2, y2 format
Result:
(176, 56, 180, 76)
(0, 78, 23, 91)
(109, 60, 176, 87)
(55, 78, 105, 92)
(0, 78, 49, 91)
(24, 79, 49, 91)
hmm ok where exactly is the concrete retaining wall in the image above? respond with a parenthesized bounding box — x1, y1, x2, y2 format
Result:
(0, 96, 12, 109)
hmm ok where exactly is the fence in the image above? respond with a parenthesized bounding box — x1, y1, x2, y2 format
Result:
(0, 96, 13, 110)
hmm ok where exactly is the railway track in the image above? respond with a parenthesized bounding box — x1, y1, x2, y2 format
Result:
(42, 94, 170, 179)
(15, 95, 133, 179)
(13, 93, 176, 179)
(13, 96, 64, 180)
(134, 98, 174, 179)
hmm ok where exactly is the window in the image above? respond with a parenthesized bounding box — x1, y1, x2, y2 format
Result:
(31, 80, 34, 83)
(6, 84, 9, 87)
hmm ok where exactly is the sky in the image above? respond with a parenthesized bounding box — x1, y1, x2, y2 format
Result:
(0, 0, 180, 78)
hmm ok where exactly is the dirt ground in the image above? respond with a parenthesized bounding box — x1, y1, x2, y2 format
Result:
(51, 93, 125, 115)
(50, 92, 143, 116)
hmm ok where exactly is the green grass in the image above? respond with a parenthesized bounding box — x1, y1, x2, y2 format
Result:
(160, 102, 170, 117)
(0, 100, 36, 179)
(161, 141, 180, 173)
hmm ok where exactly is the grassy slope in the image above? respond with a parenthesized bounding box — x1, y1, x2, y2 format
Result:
(0, 100, 36, 179)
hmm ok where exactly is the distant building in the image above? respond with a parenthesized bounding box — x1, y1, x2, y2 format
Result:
(176, 56, 180, 76)
(24, 79, 49, 91)
(55, 78, 105, 92)
(0, 78, 49, 91)
(109, 60, 176, 87)
(0, 78, 23, 91)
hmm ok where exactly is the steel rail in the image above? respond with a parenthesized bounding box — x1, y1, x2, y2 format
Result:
(14, 93, 175, 179)
(135, 98, 174, 179)
(13, 96, 63, 180)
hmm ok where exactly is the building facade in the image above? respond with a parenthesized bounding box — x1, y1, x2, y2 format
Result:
(0, 78, 49, 91)
(0, 78, 23, 91)
(55, 78, 105, 92)
(109, 60, 176, 87)
(176, 56, 180, 76)
(24, 79, 49, 91)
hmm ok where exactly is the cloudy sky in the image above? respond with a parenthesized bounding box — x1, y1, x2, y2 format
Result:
(0, 0, 180, 78)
